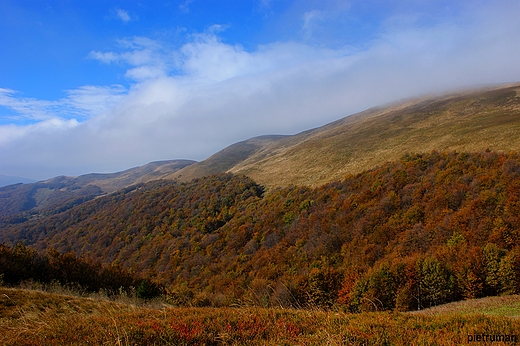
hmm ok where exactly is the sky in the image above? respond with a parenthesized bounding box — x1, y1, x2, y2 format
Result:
(1, 0, 520, 181)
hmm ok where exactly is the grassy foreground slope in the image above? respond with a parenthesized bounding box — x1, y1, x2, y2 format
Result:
(170, 84, 520, 188)
(1, 287, 519, 346)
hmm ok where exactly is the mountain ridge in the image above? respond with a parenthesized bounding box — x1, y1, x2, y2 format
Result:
(4, 83, 520, 218)
(170, 83, 520, 188)
(3, 83, 520, 221)
(0, 159, 195, 219)
(3, 83, 519, 196)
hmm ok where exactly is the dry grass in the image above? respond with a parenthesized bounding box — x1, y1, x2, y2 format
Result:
(170, 83, 520, 189)
(412, 295, 520, 318)
(2, 287, 520, 345)
(237, 84, 520, 189)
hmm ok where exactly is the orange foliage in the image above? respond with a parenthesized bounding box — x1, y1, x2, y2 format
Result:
(2, 152, 520, 310)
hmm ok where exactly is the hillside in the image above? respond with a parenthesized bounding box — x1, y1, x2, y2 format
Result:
(172, 135, 287, 181)
(168, 84, 520, 188)
(70, 159, 196, 193)
(3, 151, 520, 311)
(0, 159, 195, 219)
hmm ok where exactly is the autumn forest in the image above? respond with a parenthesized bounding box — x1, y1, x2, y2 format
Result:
(1, 150, 519, 313)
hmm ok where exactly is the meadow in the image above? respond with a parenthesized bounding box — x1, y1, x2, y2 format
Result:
(2, 286, 519, 345)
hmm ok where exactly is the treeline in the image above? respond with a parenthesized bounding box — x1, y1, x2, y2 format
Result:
(1, 151, 520, 310)
(0, 242, 163, 299)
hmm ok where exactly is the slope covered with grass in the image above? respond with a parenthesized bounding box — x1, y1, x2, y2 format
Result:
(413, 294, 520, 318)
(1, 287, 519, 345)
(170, 84, 520, 188)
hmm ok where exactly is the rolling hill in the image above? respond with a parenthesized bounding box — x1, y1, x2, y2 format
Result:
(0, 159, 195, 219)
(168, 83, 520, 188)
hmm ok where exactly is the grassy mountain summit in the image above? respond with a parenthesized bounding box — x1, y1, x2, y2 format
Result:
(170, 83, 520, 187)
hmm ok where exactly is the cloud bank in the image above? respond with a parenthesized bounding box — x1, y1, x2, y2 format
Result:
(1, 1, 520, 179)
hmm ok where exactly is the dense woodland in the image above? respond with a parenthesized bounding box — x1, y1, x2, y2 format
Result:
(0, 242, 163, 299)
(1, 151, 520, 311)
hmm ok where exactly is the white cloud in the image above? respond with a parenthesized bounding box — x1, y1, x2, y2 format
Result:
(64, 85, 127, 118)
(179, 0, 194, 13)
(302, 9, 325, 37)
(180, 35, 254, 81)
(0, 88, 56, 122)
(115, 8, 132, 23)
(88, 51, 119, 64)
(89, 37, 170, 81)
(125, 66, 166, 81)
(0, 124, 31, 145)
(0, 117, 78, 147)
(2, 1, 520, 179)
(0, 85, 126, 125)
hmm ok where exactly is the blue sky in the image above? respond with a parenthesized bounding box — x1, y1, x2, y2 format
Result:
(1, 0, 520, 180)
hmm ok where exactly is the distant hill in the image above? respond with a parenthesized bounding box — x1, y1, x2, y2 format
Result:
(170, 135, 287, 181)
(0, 159, 195, 219)
(0, 174, 35, 187)
(66, 159, 196, 193)
(168, 83, 520, 188)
